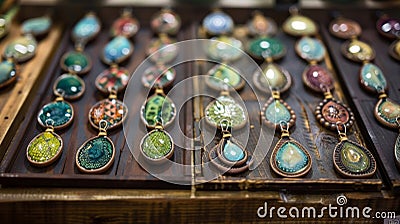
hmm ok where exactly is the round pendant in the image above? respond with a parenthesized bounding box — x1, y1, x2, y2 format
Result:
(140, 128, 174, 163)
(205, 95, 247, 129)
(21, 16, 52, 36)
(261, 98, 296, 129)
(60, 50, 92, 75)
(359, 63, 387, 94)
(315, 98, 354, 131)
(89, 98, 128, 130)
(207, 36, 243, 62)
(147, 37, 178, 64)
(76, 135, 115, 174)
(141, 93, 176, 128)
(270, 136, 312, 178)
(150, 9, 181, 35)
(38, 100, 74, 130)
(216, 137, 248, 167)
(333, 139, 376, 178)
(295, 37, 326, 62)
(329, 17, 362, 39)
(95, 66, 129, 94)
(247, 12, 277, 37)
(72, 12, 101, 43)
(111, 13, 139, 38)
(53, 73, 85, 100)
(0, 16, 9, 39)
(341, 39, 375, 62)
(0, 59, 17, 89)
(4, 35, 37, 63)
(26, 130, 63, 166)
(205, 64, 244, 91)
(247, 37, 286, 60)
(141, 65, 176, 89)
(389, 40, 400, 61)
(374, 97, 400, 129)
(376, 15, 400, 39)
(282, 14, 318, 37)
(102, 36, 133, 65)
(302, 64, 334, 93)
(202, 10, 234, 36)
(253, 62, 292, 93)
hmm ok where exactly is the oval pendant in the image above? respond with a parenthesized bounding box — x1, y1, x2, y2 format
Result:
(147, 37, 178, 64)
(76, 135, 115, 173)
(60, 50, 92, 75)
(295, 37, 326, 62)
(207, 36, 243, 62)
(329, 17, 362, 39)
(26, 130, 63, 166)
(150, 9, 181, 35)
(141, 65, 176, 89)
(102, 36, 133, 64)
(141, 92, 176, 128)
(302, 64, 334, 93)
(376, 15, 400, 39)
(341, 39, 375, 62)
(140, 128, 174, 163)
(72, 12, 101, 43)
(4, 35, 37, 63)
(21, 16, 52, 36)
(374, 97, 400, 129)
(282, 14, 318, 37)
(389, 40, 400, 61)
(217, 137, 248, 167)
(205, 64, 244, 91)
(208, 143, 251, 174)
(37, 100, 74, 130)
(202, 10, 234, 36)
(205, 95, 247, 129)
(247, 12, 277, 37)
(0, 59, 17, 89)
(395, 133, 400, 169)
(111, 13, 139, 38)
(53, 73, 85, 100)
(253, 62, 292, 93)
(247, 37, 286, 60)
(315, 98, 354, 131)
(0, 16, 9, 39)
(95, 66, 129, 94)
(270, 136, 312, 177)
(359, 63, 387, 94)
(89, 98, 128, 130)
(333, 139, 376, 178)
(262, 98, 296, 129)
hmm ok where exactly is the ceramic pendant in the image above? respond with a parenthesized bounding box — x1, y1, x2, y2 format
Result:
(253, 62, 292, 93)
(262, 96, 296, 129)
(376, 15, 400, 39)
(207, 36, 243, 62)
(111, 11, 139, 38)
(72, 12, 101, 44)
(141, 88, 176, 128)
(21, 16, 52, 36)
(359, 63, 387, 94)
(95, 66, 129, 94)
(205, 92, 247, 129)
(295, 37, 326, 62)
(0, 58, 17, 89)
(37, 97, 74, 130)
(3, 35, 37, 63)
(329, 17, 362, 39)
(247, 37, 286, 60)
(315, 98, 354, 131)
(389, 40, 400, 61)
(205, 64, 244, 91)
(302, 64, 334, 93)
(0, 16, 9, 39)
(89, 97, 128, 130)
(141, 64, 176, 89)
(395, 125, 400, 169)
(374, 96, 400, 129)
(140, 126, 174, 163)
(202, 10, 234, 36)
(60, 50, 92, 75)
(147, 35, 178, 64)
(150, 9, 181, 35)
(247, 11, 277, 37)
(282, 12, 318, 37)
(102, 36, 133, 64)
(26, 120, 63, 166)
(76, 120, 115, 173)
(341, 39, 375, 62)
(53, 73, 85, 100)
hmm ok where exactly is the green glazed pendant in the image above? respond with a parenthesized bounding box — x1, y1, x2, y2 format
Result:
(26, 129, 63, 166)
(253, 62, 292, 93)
(205, 64, 244, 91)
(282, 14, 318, 37)
(247, 37, 286, 60)
(374, 97, 400, 129)
(333, 139, 376, 178)
(141, 90, 176, 128)
(140, 128, 174, 163)
(4, 35, 37, 63)
(60, 50, 92, 75)
(0, 16, 9, 39)
(341, 39, 375, 62)
(359, 63, 387, 94)
(262, 98, 296, 129)
(21, 16, 52, 36)
(37, 100, 74, 130)
(53, 73, 85, 100)
(0, 59, 17, 89)
(207, 36, 243, 62)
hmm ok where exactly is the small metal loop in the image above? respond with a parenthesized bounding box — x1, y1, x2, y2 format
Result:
(219, 119, 231, 132)
(396, 116, 400, 127)
(99, 120, 109, 133)
(279, 120, 289, 132)
(45, 119, 55, 127)
(55, 88, 65, 99)
(336, 121, 347, 137)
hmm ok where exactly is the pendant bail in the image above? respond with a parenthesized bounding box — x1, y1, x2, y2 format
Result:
(320, 84, 333, 99)
(98, 120, 108, 136)
(54, 88, 65, 101)
(108, 86, 118, 99)
(336, 122, 348, 141)
(272, 90, 280, 99)
(220, 119, 232, 138)
(279, 120, 290, 137)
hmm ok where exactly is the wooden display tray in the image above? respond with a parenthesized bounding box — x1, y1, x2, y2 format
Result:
(0, 6, 394, 192)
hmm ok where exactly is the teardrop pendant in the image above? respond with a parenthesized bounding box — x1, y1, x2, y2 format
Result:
(76, 120, 115, 173)
(207, 36, 243, 62)
(359, 62, 387, 94)
(374, 96, 400, 129)
(282, 13, 318, 37)
(253, 62, 292, 93)
(202, 10, 234, 36)
(95, 65, 129, 94)
(261, 96, 296, 129)
(0, 58, 17, 89)
(72, 12, 101, 44)
(295, 37, 326, 63)
(141, 88, 176, 128)
(102, 36, 133, 65)
(315, 98, 354, 131)
(140, 126, 174, 163)
(21, 16, 52, 36)
(205, 64, 245, 91)
(341, 39, 375, 62)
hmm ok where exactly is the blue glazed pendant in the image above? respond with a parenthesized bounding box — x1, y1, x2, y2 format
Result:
(72, 12, 101, 43)
(217, 136, 247, 167)
(0, 58, 17, 88)
(21, 16, 52, 36)
(359, 63, 387, 94)
(102, 36, 133, 64)
(295, 37, 326, 62)
(261, 97, 296, 129)
(202, 10, 234, 36)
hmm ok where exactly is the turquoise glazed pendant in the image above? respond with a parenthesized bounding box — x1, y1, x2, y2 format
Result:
(0, 58, 17, 88)
(247, 37, 286, 60)
(262, 96, 296, 129)
(76, 120, 115, 174)
(205, 64, 244, 91)
(207, 36, 243, 62)
(53, 73, 85, 100)
(140, 125, 174, 163)
(102, 36, 133, 64)
(359, 63, 387, 94)
(202, 10, 234, 36)
(21, 16, 52, 36)
(4, 35, 37, 63)
(72, 12, 101, 44)
(141, 88, 176, 128)
(37, 97, 74, 130)
(295, 37, 326, 62)
(60, 50, 92, 75)
(374, 96, 400, 129)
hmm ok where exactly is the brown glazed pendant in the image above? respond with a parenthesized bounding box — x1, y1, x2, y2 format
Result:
(315, 97, 354, 131)
(329, 17, 362, 39)
(302, 64, 334, 93)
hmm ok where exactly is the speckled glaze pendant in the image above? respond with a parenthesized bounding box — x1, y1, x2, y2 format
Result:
(359, 62, 387, 94)
(253, 62, 292, 94)
(247, 11, 277, 37)
(204, 91, 247, 130)
(302, 64, 334, 93)
(37, 94, 74, 130)
(26, 119, 63, 166)
(141, 64, 176, 89)
(270, 122, 312, 178)
(53, 73, 85, 100)
(72, 12, 101, 44)
(141, 87, 176, 129)
(261, 91, 296, 130)
(333, 123, 376, 178)
(76, 120, 115, 174)
(202, 10, 234, 36)
(140, 122, 174, 163)
(282, 8, 318, 37)
(0, 58, 17, 89)
(205, 64, 244, 91)
(295, 37, 326, 63)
